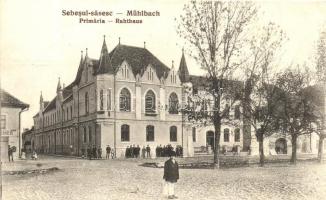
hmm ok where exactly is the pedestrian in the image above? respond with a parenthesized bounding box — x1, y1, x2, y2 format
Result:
(32, 150, 38, 160)
(142, 146, 146, 158)
(8, 145, 13, 162)
(87, 145, 92, 160)
(136, 145, 140, 158)
(92, 145, 97, 159)
(146, 145, 151, 158)
(106, 145, 111, 159)
(125, 146, 130, 158)
(98, 147, 102, 159)
(111, 148, 115, 159)
(163, 151, 179, 199)
(131, 144, 135, 158)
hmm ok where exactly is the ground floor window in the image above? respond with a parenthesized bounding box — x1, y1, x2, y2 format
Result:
(170, 126, 177, 142)
(234, 128, 240, 142)
(121, 124, 130, 141)
(88, 126, 92, 142)
(224, 128, 230, 142)
(192, 127, 196, 142)
(146, 125, 154, 141)
(83, 127, 87, 143)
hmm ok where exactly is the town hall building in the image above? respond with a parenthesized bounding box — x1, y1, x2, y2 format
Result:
(26, 36, 323, 158)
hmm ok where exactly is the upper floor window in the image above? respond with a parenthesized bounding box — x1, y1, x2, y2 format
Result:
(224, 128, 230, 142)
(107, 89, 112, 110)
(70, 106, 73, 119)
(121, 124, 130, 142)
(234, 128, 240, 142)
(145, 90, 156, 113)
(85, 92, 89, 114)
(170, 126, 177, 142)
(169, 92, 179, 114)
(120, 88, 131, 112)
(121, 65, 129, 79)
(66, 109, 69, 121)
(1, 115, 7, 129)
(171, 71, 177, 84)
(234, 105, 240, 119)
(224, 104, 230, 118)
(100, 89, 104, 111)
(146, 125, 155, 141)
(147, 68, 154, 81)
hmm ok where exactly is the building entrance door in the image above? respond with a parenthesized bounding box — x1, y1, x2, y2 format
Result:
(275, 138, 287, 154)
(206, 131, 215, 151)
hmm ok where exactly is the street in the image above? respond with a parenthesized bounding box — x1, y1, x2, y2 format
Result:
(2, 156, 326, 200)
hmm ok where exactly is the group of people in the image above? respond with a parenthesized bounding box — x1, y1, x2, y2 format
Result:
(156, 144, 183, 157)
(105, 145, 115, 159)
(81, 145, 103, 160)
(125, 145, 151, 158)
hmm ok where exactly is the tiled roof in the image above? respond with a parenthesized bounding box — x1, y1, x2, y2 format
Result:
(43, 98, 56, 112)
(97, 44, 170, 79)
(0, 89, 29, 109)
(44, 101, 50, 108)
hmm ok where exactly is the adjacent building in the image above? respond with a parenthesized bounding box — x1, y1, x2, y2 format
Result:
(1, 89, 29, 160)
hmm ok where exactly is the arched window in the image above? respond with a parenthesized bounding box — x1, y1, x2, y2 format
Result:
(145, 90, 156, 113)
(121, 124, 130, 141)
(234, 105, 240, 119)
(146, 125, 154, 141)
(170, 126, 177, 142)
(85, 92, 89, 114)
(169, 92, 179, 114)
(224, 128, 230, 142)
(234, 128, 240, 142)
(120, 88, 131, 111)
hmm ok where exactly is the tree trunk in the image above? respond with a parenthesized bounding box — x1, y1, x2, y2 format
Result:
(213, 87, 222, 169)
(318, 136, 324, 163)
(290, 134, 297, 164)
(258, 133, 265, 167)
(213, 122, 221, 169)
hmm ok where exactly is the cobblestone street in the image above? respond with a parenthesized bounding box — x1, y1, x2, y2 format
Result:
(2, 156, 326, 200)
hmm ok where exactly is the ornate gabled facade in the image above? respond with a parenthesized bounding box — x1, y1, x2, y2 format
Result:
(31, 37, 194, 157)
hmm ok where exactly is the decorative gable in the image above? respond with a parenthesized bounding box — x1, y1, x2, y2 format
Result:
(116, 60, 135, 81)
(141, 64, 160, 84)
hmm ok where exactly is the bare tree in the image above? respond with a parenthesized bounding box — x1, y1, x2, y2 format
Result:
(177, 1, 258, 168)
(241, 23, 286, 166)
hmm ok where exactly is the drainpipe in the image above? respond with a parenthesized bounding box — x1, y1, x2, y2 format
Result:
(19, 106, 29, 158)
(114, 71, 117, 158)
(181, 86, 184, 157)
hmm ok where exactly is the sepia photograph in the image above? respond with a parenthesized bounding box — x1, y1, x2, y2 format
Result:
(0, 0, 325, 199)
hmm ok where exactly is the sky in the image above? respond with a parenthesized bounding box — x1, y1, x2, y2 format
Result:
(1, 0, 326, 130)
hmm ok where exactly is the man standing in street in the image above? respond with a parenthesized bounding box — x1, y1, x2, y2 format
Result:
(146, 145, 151, 158)
(106, 145, 111, 159)
(163, 151, 179, 199)
(8, 145, 13, 162)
